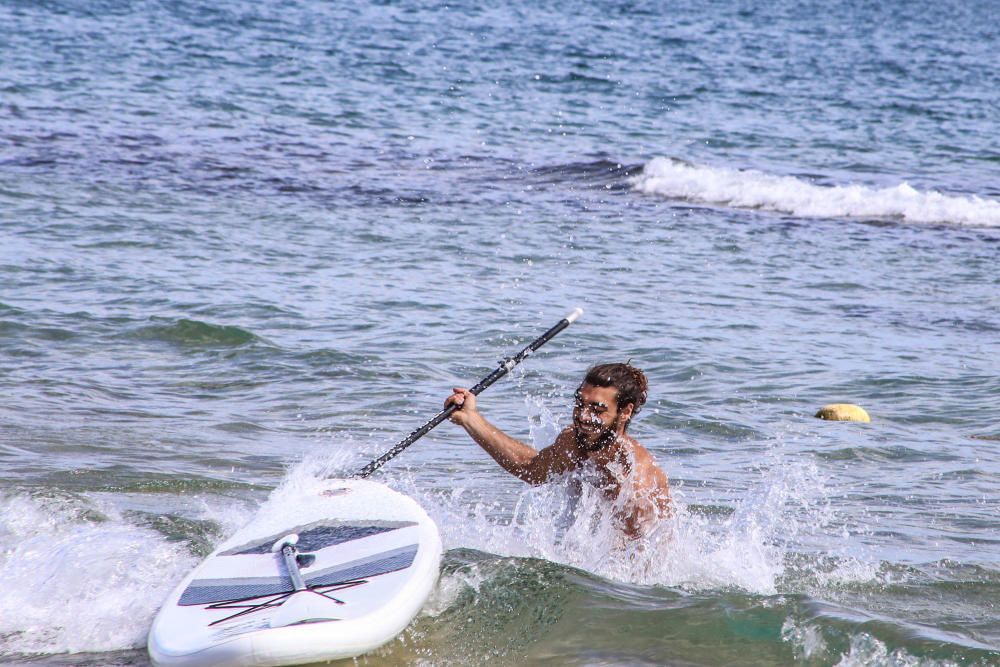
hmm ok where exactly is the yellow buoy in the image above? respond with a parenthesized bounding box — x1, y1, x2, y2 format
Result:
(815, 403, 871, 423)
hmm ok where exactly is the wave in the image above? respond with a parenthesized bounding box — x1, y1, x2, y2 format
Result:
(127, 318, 260, 348)
(0, 491, 195, 656)
(4, 461, 995, 664)
(0, 488, 255, 658)
(530, 159, 639, 189)
(219, 466, 1000, 665)
(631, 157, 1000, 227)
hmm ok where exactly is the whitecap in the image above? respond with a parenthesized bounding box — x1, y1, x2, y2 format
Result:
(632, 157, 1000, 227)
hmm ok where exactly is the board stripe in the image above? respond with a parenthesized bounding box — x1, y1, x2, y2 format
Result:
(221, 520, 418, 556)
(178, 544, 418, 606)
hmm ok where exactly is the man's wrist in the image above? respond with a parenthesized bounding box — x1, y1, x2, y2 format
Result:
(461, 410, 486, 433)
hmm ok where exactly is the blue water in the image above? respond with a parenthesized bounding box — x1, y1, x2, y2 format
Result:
(2, 0, 999, 665)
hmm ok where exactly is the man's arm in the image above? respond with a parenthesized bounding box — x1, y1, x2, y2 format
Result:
(446, 388, 576, 484)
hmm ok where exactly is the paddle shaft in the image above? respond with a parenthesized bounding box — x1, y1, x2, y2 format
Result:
(354, 308, 583, 478)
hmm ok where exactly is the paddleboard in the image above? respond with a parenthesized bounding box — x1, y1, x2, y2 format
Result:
(148, 478, 442, 667)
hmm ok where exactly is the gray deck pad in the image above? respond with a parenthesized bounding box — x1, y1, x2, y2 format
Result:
(222, 520, 418, 556)
(179, 544, 418, 606)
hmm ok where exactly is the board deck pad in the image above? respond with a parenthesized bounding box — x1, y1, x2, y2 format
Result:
(221, 520, 418, 556)
(148, 479, 442, 667)
(178, 543, 418, 606)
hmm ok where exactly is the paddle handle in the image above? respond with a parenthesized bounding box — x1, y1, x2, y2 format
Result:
(354, 308, 583, 479)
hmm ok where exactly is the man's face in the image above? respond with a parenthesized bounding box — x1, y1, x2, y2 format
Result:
(573, 383, 627, 451)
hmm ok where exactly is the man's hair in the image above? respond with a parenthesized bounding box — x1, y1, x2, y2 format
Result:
(583, 362, 648, 421)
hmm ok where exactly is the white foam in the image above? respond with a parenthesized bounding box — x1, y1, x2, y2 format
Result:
(394, 453, 850, 596)
(0, 491, 198, 657)
(781, 618, 830, 662)
(833, 632, 962, 667)
(298, 424, 878, 597)
(782, 621, 967, 667)
(420, 560, 486, 619)
(632, 157, 1000, 227)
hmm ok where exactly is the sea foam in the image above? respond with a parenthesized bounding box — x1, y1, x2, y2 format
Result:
(0, 490, 251, 658)
(290, 397, 871, 597)
(632, 157, 1000, 227)
(385, 439, 861, 597)
(0, 492, 193, 656)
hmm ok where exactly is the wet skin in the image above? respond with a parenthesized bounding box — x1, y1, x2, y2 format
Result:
(446, 382, 672, 539)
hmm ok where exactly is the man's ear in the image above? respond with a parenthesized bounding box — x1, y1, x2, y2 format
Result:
(619, 402, 635, 426)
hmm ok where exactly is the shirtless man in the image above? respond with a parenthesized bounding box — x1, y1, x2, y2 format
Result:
(445, 363, 671, 539)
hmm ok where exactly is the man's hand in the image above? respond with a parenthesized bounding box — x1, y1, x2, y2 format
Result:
(445, 387, 478, 426)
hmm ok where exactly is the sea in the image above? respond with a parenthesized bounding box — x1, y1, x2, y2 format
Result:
(1, 0, 998, 665)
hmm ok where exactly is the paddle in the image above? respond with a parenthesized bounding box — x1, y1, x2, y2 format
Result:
(354, 308, 584, 478)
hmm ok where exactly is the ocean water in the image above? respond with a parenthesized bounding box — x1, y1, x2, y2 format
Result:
(1, 0, 998, 665)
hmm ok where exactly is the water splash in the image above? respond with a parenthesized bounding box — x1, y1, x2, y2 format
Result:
(632, 157, 1000, 227)
(0, 488, 254, 658)
(0, 491, 194, 656)
(782, 619, 974, 667)
(387, 444, 870, 597)
(273, 409, 882, 601)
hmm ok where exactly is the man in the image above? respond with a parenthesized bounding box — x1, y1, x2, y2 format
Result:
(445, 362, 671, 540)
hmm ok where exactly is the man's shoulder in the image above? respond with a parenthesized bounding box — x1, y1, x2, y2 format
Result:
(629, 439, 668, 482)
(627, 437, 654, 461)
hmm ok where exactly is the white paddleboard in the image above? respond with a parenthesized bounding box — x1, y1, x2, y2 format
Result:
(148, 478, 442, 667)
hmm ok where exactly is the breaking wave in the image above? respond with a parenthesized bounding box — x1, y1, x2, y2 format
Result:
(632, 157, 1000, 227)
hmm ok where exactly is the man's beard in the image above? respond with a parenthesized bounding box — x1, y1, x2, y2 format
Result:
(575, 414, 622, 452)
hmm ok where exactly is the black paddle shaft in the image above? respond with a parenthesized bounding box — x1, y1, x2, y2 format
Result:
(354, 308, 583, 479)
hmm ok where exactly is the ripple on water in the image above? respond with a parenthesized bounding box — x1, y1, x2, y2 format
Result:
(124, 318, 261, 348)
